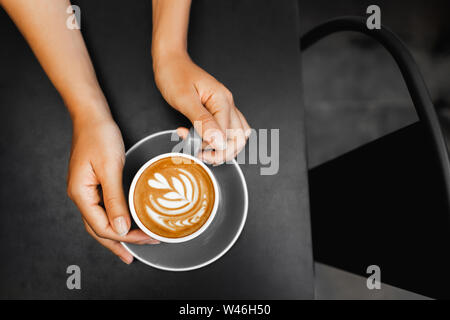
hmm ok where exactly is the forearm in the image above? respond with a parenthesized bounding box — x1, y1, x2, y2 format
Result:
(151, 0, 191, 63)
(1, 0, 111, 125)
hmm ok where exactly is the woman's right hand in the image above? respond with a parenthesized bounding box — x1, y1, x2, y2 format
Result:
(66, 112, 159, 264)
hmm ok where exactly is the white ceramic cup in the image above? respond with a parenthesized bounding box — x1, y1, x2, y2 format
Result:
(128, 152, 220, 243)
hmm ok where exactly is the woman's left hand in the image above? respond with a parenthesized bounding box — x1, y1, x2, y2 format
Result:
(153, 51, 251, 165)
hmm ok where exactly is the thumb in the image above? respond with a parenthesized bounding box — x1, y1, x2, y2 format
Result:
(98, 162, 130, 236)
(182, 98, 227, 151)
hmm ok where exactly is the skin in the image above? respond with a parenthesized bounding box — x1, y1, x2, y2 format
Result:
(1, 0, 250, 264)
(152, 0, 251, 163)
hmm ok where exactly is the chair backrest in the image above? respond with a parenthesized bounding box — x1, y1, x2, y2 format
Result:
(303, 17, 450, 298)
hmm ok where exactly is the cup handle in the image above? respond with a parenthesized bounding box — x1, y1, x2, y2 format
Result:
(181, 127, 202, 157)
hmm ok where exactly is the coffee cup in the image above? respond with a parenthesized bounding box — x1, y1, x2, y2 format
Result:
(128, 152, 220, 243)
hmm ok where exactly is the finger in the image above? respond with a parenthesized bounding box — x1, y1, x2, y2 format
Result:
(177, 126, 225, 165)
(83, 219, 134, 264)
(96, 161, 131, 236)
(199, 109, 246, 164)
(197, 149, 220, 165)
(235, 108, 251, 138)
(177, 127, 212, 150)
(176, 127, 189, 140)
(68, 163, 160, 244)
(198, 145, 236, 165)
(228, 108, 247, 156)
(81, 203, 158, 243)
(72, 188, 158, 243)
(179, 94, 227, 151)
(203, 93, 232, 135)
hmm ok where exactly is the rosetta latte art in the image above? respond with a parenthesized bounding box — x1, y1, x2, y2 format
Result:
(145, 169, 208, 231)
(133, 156, 215, 238)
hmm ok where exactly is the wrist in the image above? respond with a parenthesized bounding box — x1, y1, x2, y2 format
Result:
(151, 44, 189, 71)
(67, 96, 114, 130)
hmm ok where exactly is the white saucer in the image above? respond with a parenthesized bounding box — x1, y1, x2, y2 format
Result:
(121, 130, 248, 271)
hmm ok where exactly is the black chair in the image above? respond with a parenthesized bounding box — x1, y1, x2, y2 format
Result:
(303, 17, 450, 299)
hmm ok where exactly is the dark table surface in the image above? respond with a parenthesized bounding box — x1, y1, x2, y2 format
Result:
(0, 0, 313, 299)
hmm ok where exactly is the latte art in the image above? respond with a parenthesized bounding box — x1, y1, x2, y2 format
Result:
(133, 155, 216, 239)
(146, 169, 207, 230)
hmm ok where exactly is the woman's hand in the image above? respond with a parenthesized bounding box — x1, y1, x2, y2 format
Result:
(67, 113, 159, 264)
(1, 0, 160, 263)
(153, 52, 251, 165)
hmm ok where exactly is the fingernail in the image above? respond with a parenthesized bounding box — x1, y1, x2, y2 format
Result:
(137, 238, 160, 245)
(144, 239, 160, 244)
(114, 217, 129, 236)
(120, 256, 133, 265)
(135, 237, 160, 245)
(200, 156, 213, 165)
(245, 128, 252, 138)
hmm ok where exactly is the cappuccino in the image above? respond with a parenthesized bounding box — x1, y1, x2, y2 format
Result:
(132, 154, 217, 240)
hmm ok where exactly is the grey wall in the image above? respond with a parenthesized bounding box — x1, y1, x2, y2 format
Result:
(299, 0, 450, 167)
(300, 0, 450, 300)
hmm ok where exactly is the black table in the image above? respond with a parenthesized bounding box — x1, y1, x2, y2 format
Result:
(0, 0, 313, 299)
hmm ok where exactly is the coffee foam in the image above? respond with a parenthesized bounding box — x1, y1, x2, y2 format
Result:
(133, 156, 215, 238)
